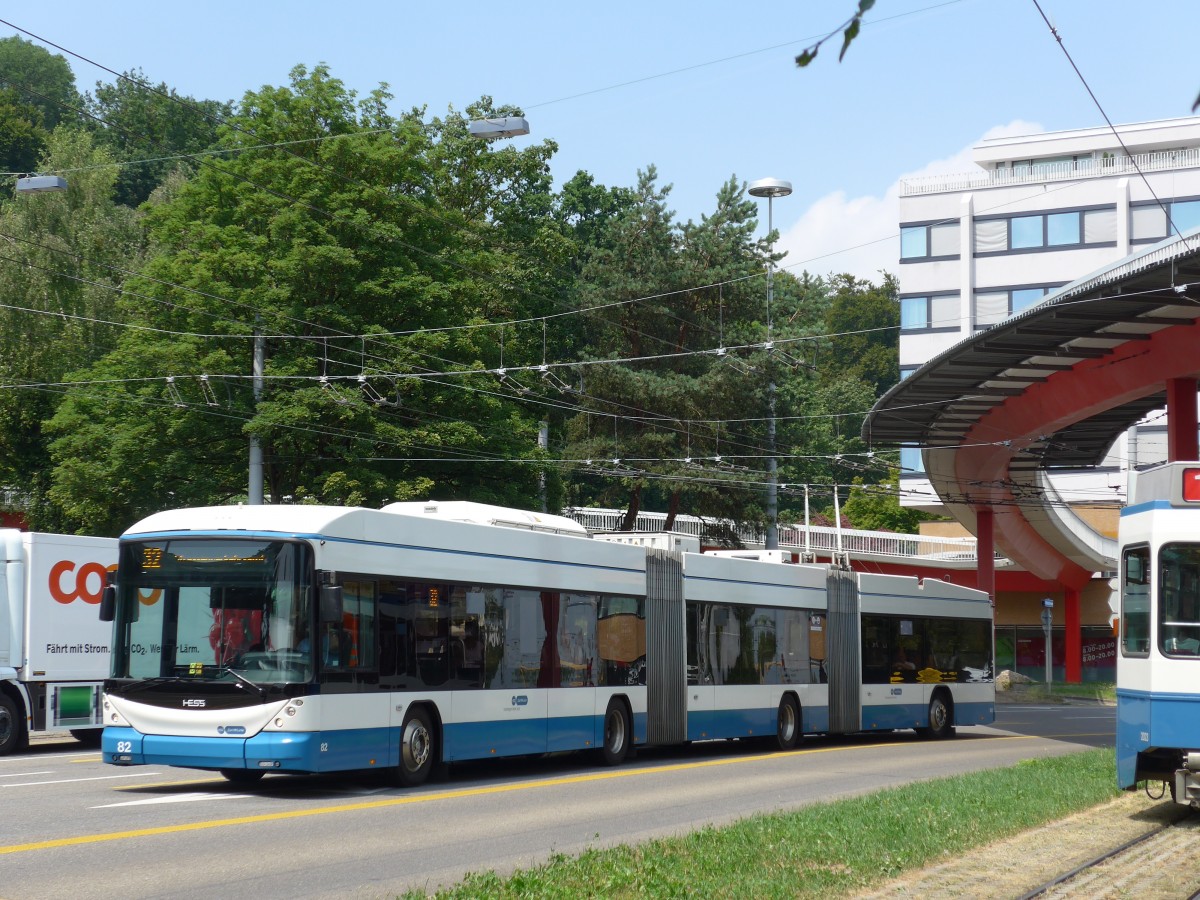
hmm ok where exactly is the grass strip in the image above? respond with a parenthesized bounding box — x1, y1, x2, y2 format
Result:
(410, 747, 1120, 899)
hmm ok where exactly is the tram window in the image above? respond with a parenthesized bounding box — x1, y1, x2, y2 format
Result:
(1159, 545, 1200, 658)
(1122, 546, 1151, 657)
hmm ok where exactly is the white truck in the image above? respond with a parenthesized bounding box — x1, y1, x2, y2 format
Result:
(0, 529, 116, 754)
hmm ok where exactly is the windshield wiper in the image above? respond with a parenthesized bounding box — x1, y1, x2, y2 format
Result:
(222, 665, 268, 697)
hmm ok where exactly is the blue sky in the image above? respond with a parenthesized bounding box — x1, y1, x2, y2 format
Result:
(5, 0, 1198, 281)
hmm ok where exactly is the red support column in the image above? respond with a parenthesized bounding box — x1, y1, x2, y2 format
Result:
(1167, 377, 1199, 462)
(976, 507, 995, 602)
(1064, 586, 1081, 684)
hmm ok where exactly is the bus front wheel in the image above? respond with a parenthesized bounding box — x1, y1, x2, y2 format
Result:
(396, 707, 436, 786)
(599, 701, 630, 766)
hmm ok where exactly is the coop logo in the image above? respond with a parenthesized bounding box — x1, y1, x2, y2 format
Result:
(48, 560, 160, 606)
(49, 560, 113, 605)
(510, 695, 529, 708)
(182, 699, 206, 708)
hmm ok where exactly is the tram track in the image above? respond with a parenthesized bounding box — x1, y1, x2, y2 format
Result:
(1018, 805, 1197, 899)
(855, 792, 1196, 900)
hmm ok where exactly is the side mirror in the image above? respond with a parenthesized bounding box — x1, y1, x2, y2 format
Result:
(320, 585, 343, 623)
(99, 585, 116, 622)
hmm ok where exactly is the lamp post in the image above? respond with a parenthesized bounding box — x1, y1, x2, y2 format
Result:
(747, 177, 791, 550)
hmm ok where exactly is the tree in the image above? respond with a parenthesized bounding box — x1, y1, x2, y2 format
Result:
(0, 128, 144, 530)
(0, 85, 47, 173)
(563, 169, 778, 533)
(46, 66, 565, 531)
(0, 36, 78, 131)
(823, 272, 899, 396)
(84, 70, 232, 207)
(841, 478, 929, 532)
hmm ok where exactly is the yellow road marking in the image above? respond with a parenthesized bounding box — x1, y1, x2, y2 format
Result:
(0, 734, 1039, 856)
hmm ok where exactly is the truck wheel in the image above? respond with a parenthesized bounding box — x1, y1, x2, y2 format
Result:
(0, 694, 25, 755)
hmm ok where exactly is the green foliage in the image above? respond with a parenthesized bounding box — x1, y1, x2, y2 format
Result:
(563, 169, 772, 531)
(0, 57, 904, 535)
(84, 69, 232, 207)
(841, 479, 929, 533)
(0, 128, 143, 531)
(0, 36, 78, 130)
(0, 85, 48, 173)
(413, 748, 1120, 899)
(795, 1, 876, 68)
(44, 66, 564, 531)
(823, 272, 899, 396)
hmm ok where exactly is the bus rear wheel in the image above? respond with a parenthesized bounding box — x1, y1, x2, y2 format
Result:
(918, 691, 955, 740)
(775, 696, 802, 751)
(396, 707, 436, 787)
(599, 701, 630, 766)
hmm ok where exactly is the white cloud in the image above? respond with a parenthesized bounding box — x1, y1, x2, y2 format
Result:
(773, 121, 1044, 284)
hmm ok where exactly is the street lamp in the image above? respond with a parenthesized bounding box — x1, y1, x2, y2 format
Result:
(468, 116, 530, 140)
(15, 174, 67, 194)
(747, 177, 792, 550)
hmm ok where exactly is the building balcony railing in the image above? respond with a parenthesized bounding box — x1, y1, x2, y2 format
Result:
(900, 147, 1200, 197)
(565, 507, 1003, 568)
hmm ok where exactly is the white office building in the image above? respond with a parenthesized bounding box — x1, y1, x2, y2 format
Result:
(896, 116, 1200, 510)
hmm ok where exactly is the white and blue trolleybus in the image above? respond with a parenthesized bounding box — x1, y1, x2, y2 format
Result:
(1117, 461, 1200, 805)
(99, 501, 995, 784)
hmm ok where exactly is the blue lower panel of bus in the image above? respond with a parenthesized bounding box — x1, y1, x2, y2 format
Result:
(103, 726, 379, 773)
(444, 715, 604, 760)
(861, 703, 926, 731)
(689, 708, 779, 742)
(861, 701, 994, 732)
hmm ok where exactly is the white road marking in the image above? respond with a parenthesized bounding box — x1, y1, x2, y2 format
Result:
(3, 772, 160, 788)
(91, 792, 250, 808)
(0, 771, 53, 779)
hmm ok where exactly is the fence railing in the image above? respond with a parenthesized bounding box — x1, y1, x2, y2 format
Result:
(900, 147, 1200, 196)
(564, 507, 1000, 565)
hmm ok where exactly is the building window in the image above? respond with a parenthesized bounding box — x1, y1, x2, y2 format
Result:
(1131, 198, 1200, 243)
(900, 293, 959, 331)
(973, 284, 1062, 329)
(899, 444, 924, 475)
(975, 206, 1116, 254)
(900, 221, 960, 261)
(899, 366, 918, 381)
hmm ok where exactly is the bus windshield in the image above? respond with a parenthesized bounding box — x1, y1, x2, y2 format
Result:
(111, 538, 313, 684)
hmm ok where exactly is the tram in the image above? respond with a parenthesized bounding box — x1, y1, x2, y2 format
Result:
(1116, 461, 1200, 805)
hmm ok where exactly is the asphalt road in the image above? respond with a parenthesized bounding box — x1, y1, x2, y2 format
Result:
(0, 704, 1114, 900)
